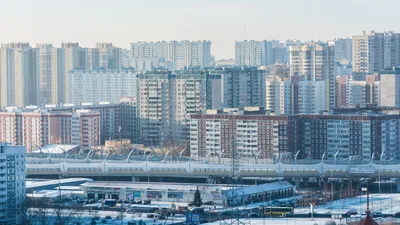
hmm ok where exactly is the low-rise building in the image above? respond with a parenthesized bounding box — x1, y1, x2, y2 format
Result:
(81, 181, 294, 206)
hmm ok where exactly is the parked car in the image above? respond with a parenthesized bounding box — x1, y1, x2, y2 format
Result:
(86, 199, 97, 204)
(285, 212, 294, 217)
(105, 215, 112, 220)
(92, 216, 100, 220)
(372, 212, 383, 218)
(346, 209, 358, 216)
(204, 201, 215, 206)
(248, 213, 259, 218)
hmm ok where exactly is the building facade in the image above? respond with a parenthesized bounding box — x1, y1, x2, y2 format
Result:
(190, 108, 400, 161)
(334, 38, 352, 62)
(119, 97, 138, 143)
(235, 40, 289, 66)
(131, 41, 211, 71)
(0, 143, 26, 225)
(137, 71, 209, 146)
(69, 70, 137, 104)
(289, 42, 335, 110)
(0, 43, 36, 108)
(0, 108, 100, 151)
(352, 31, 400, 75)
(265, 78, 292, 115)
(190, 107, 298, 159)
(221, 67, 266, 108)
(296, 80, 326, 114)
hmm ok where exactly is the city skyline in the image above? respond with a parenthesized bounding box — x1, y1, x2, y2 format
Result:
(1, 0, 399, 59)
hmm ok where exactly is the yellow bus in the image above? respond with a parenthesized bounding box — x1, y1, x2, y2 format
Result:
(263, 207, 294, 216)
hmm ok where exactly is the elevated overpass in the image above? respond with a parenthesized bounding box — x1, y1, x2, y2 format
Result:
(26, 154, 400, 182)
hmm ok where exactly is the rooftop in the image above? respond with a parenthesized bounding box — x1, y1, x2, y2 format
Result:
(82, 181, 226, 193)
(223, 181, 294, 198)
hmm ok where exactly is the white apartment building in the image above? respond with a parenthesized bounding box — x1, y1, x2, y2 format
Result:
(69, 70, 137, 104)
(35, 44, 62, 105)
(130, 41, 211, 71)
(138, 71, 208, 146)
(137, 72, 170, 146)
(265, 78, 292, 115)
(289, 42, 335, 110)
(61, 42, 82, 104)
(71, 110, 101, 147)
(235, 40, 272, 66)
(0, 43, 36, 108)
(352, 31, 400, 74)
(346, 80, 366, 106)
(379, 72, 400, 107)
(297, 81, 326, 114)
(170, 73, 207, 143)
(335, 61, 352, 76)
(0, 143, 26, 225)
(235, 40, 289, 66)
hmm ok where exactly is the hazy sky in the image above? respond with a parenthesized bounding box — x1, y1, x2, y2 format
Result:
(0, 0, 399, 59)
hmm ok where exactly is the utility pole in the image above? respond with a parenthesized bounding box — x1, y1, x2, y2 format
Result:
(221, 136, 249, 225)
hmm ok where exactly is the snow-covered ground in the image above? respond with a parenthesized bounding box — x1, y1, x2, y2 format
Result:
(28, 209, 187, 225)
(203, 217, 400, 225)
(204, 218, 345, 225)
(295, 193, 400, 215)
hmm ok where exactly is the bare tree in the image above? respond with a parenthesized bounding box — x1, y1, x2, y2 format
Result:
(53, 205, 84, 225)
(325, 221, 337, 225)
(21, 197, 84, 225)
(22, 197, 52, 225)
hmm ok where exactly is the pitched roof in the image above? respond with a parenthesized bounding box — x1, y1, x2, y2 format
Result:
(360, 214, 379, 225)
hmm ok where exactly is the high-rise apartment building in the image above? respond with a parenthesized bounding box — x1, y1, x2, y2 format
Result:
(296, 80, 326, 114)
(346, 80, 367, 107)
(235, 40, 272, 66)
(265, 77, 292, 115)
(334, 38, 352, 62)
(289, 42, 335, 110)
(0, 43, 36, 108)
(70, 109, 101, 147)
(352, 31, 400, 75)
(137, 72, 170, 146)
(69, 70, 137, 104)
(205, 72, 222, 110)
(120, 97, 138, 143)
(169, 72, 207, 143)
(0, 143, 26, 225)
(379, 69, 400, 107)
(137, 71, 208, 146)
(221, 67, 266, 108)
(35, 44, 63, 105)
(265, 76, 327, 115)
(235, 40, 289, 66)
(131, 41, 211, 71)
(61, 42, 83, 104)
